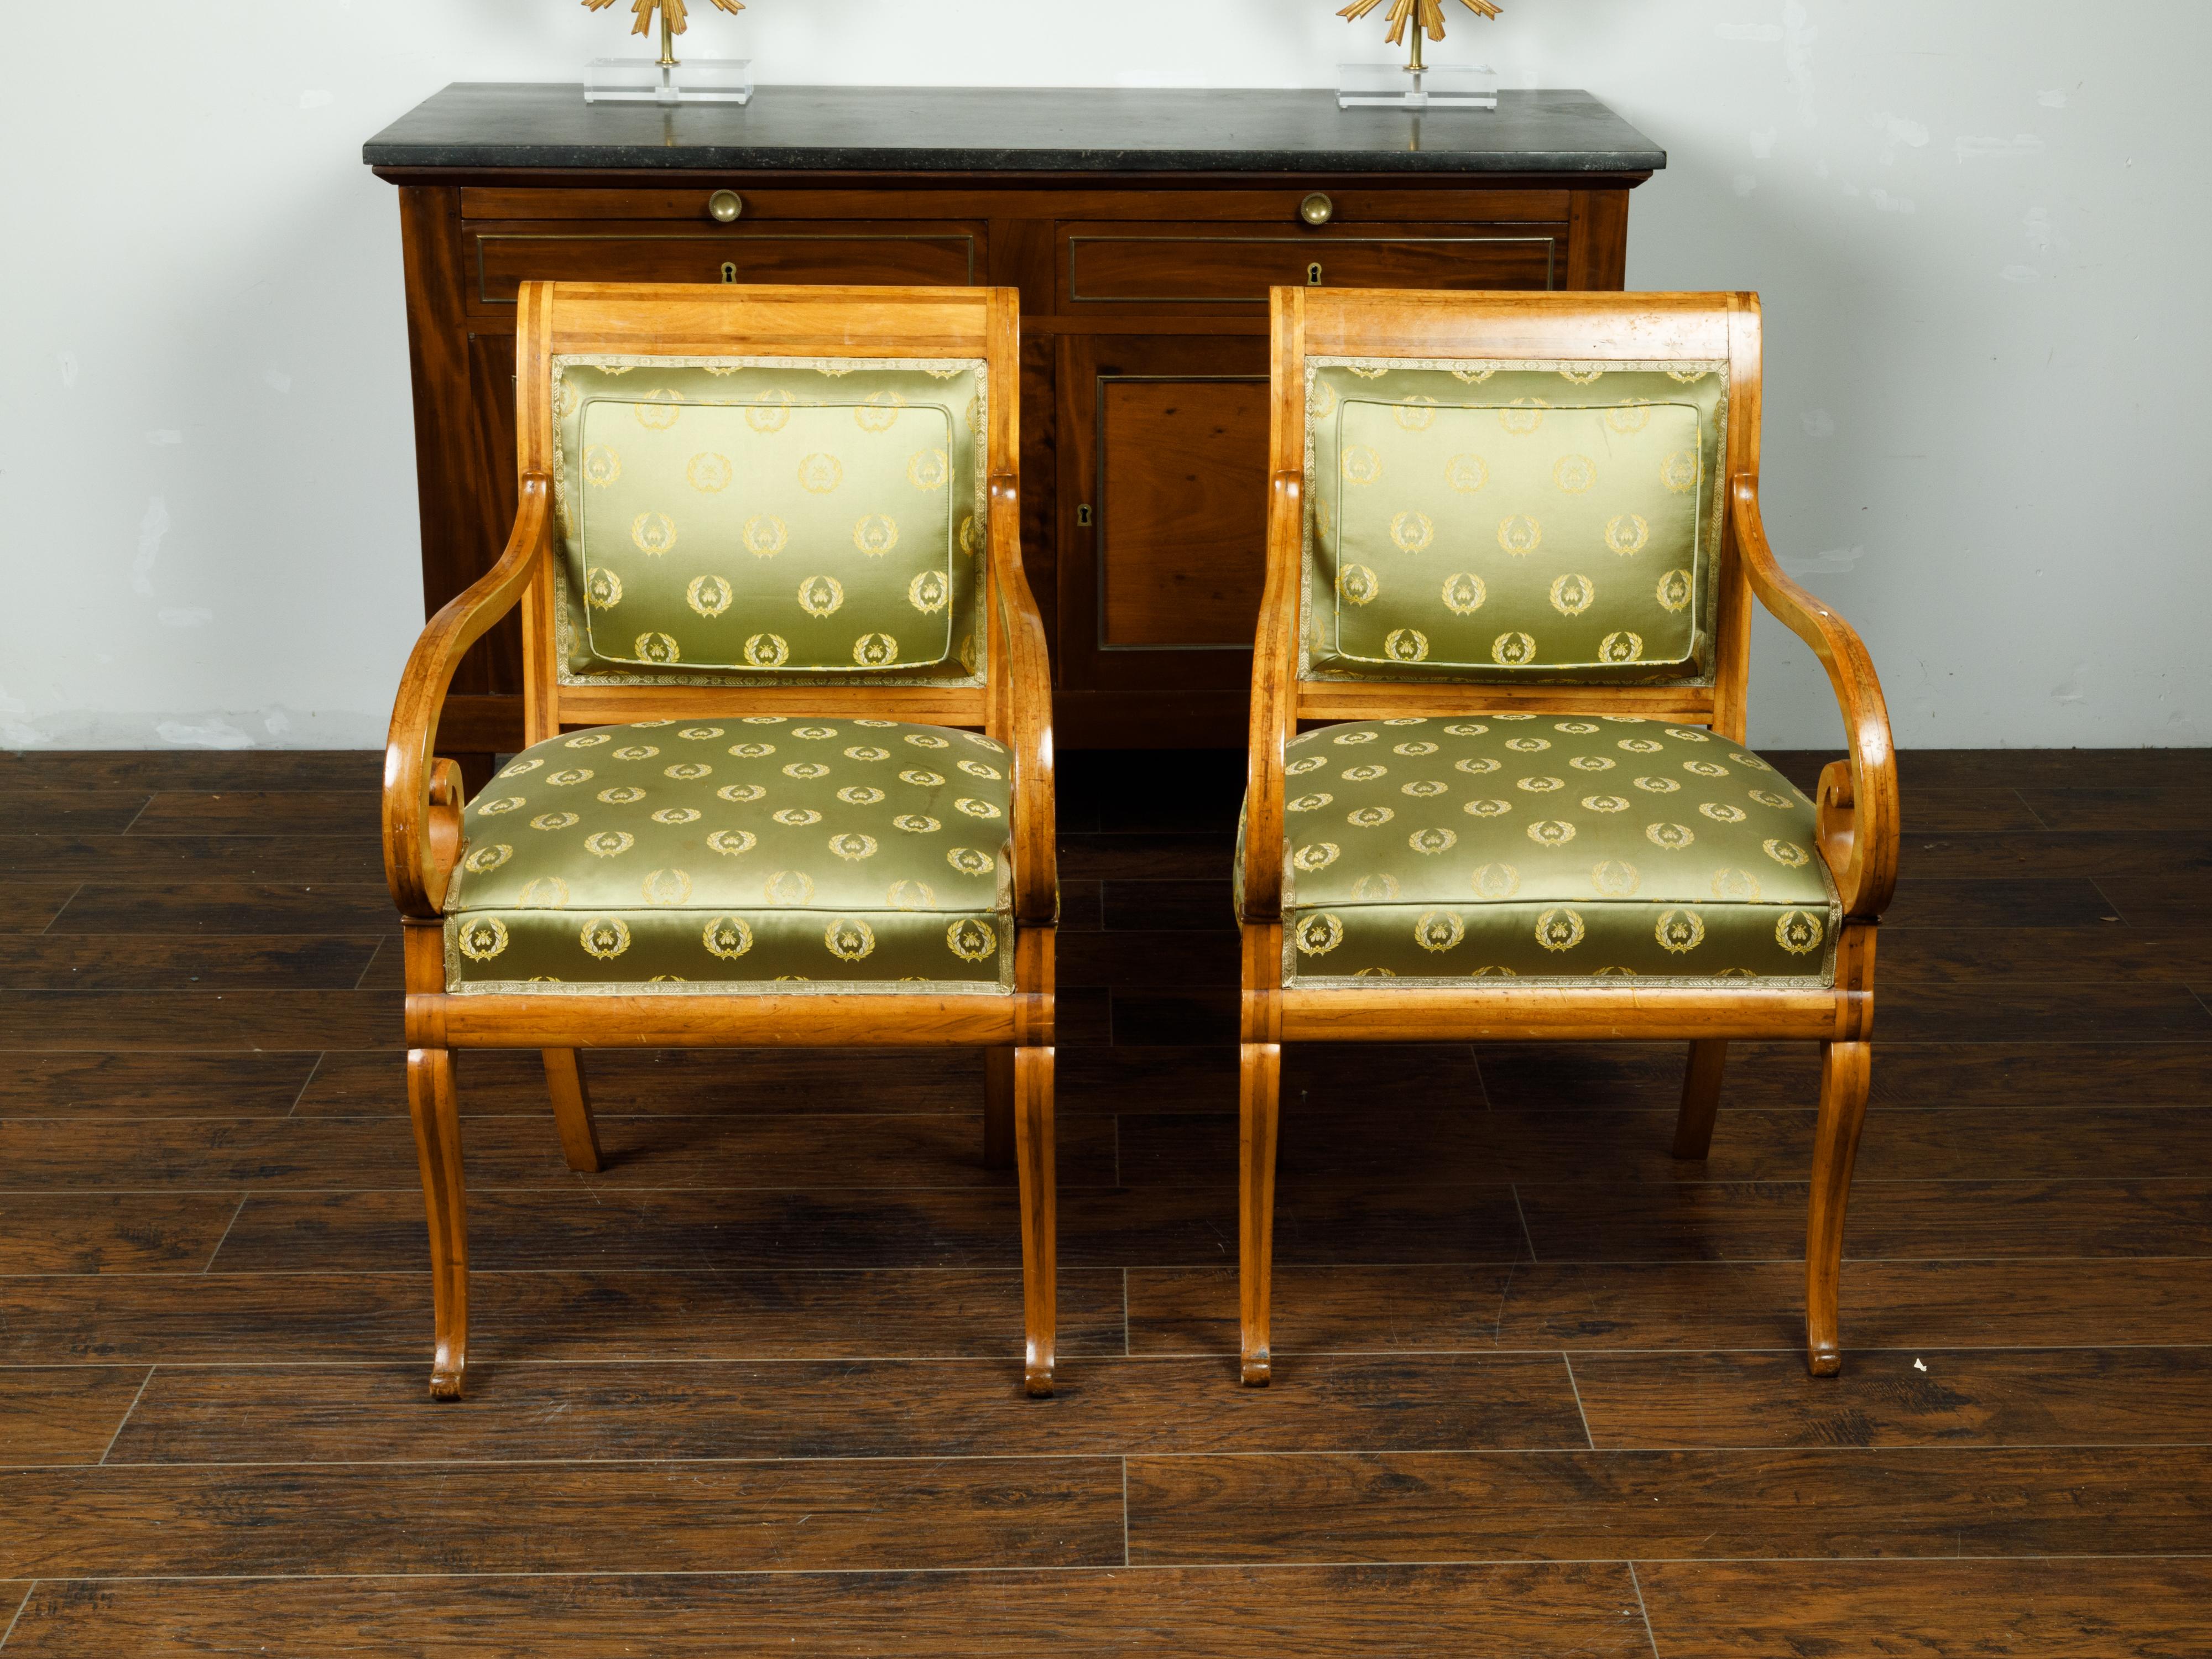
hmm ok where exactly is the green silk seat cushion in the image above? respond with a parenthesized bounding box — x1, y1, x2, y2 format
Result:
(1303, 359, 1728, 685)
(551, 356, 988, 689)
(444, 719, 1015, 994)
(1237, 717, 1839, 987)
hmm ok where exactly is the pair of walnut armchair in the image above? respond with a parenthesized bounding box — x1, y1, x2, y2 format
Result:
(382, 281, 1895, 1404)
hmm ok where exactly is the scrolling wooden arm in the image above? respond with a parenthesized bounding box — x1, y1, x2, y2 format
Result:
(1239, 471, 1305, 925)
(988, 472, 1057, 925)
(382, 474, 551, 920)
(1733, 475, 1899, 920)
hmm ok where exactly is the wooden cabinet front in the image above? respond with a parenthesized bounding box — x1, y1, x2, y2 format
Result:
(383, 173, 1643, 753)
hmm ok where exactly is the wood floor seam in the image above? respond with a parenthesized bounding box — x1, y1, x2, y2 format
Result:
(36, 886, 82, 938)
(2089, 874, 2128, 924)
(1626, 1560, 1662, 1659)
(1121, 1457, 1131, 1567)
(8, 1340, 2212, 1365)
(95, 1370, 154, 1466)
(11, 1175, 2212, 1190)
(20, 1453, 1148, 1472)
(1562, 1354, 1597, 1451)
(350, 942, 383, 992)
(199, 1198, 247, 1275)
(36, 1441, 2212, 1472)
(2009, 787, 2053, 831)
(0, 1580, 32, 1652)
(3, 1553, 2210, 1581)
(1510, 1186, 1539, 1261)
(27, 1256, 2211, 1275)
(286, 1053, 326, 1116)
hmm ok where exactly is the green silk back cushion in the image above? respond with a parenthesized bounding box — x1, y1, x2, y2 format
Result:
(1237, 716, 1839, 987)
(552, 356, 988, 687)
(1303, 359, 1728, 683)
(445, 719, 1013, 994)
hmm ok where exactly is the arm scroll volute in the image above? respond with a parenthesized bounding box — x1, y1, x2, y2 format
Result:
(383, 474, 551, 920)
(1731, 476, 1899, 920)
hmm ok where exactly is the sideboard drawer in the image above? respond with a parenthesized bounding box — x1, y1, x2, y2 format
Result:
(465, 222, 984, 309)
(1062, 222, 1562, 305)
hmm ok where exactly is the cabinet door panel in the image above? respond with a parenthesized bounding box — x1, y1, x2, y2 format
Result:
(1057, 336, 1270, 697)
(1100, 379, 1270, 648)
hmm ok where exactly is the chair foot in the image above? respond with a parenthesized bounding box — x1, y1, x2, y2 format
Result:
(1805, 1040, 1872, 1377)
(408, 1046, 470, 1401)
(1239, 1041, 1281, 1390)
(1673, 1039, 1728, 1160)
(1013, 1045, 1056, 1398)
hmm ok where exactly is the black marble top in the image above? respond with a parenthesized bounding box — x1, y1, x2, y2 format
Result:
(363, 83, 1663, 175)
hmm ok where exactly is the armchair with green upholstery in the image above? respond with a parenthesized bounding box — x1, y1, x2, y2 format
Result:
(384, 283, 1058, 1399)
(1235, 288, 1896, 1383)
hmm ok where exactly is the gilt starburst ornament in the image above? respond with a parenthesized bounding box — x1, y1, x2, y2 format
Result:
(1339, 0, 1501, 61)
(584, 0, 744, 57)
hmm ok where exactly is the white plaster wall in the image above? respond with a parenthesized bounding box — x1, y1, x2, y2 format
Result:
(0, 0, 2201, 749)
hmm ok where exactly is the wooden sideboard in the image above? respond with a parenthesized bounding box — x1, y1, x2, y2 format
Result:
(366, 84, 1663, 756)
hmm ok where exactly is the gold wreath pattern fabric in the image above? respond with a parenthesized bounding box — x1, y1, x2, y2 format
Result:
(1235, 716, 1839, 985)
(1302, 358, 1728, 684)
(444, 719, 1014, 993)
(551, 356, 988, 689)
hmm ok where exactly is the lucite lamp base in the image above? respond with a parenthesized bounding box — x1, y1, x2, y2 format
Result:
(1337, 61, 1498, 109)
(585, 58, 753, 105)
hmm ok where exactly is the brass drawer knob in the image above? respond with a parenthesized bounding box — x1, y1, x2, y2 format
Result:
(1298, 192, 1334, 227)
(707, 189, 744, 223)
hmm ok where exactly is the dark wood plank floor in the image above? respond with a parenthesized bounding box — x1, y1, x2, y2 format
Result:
(2, 744, 2209, 1655)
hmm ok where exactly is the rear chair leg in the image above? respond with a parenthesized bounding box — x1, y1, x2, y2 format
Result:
(1239, 1041, 1282, 1386)
(984, 1046, 1015, 1171)
(542, 1049, 603, 1173)
(406, 1046, 469, 1400)
(1672, 1039, 1729, 1159)
(1013, 1044, 1057, 1396)
(1806, 1040, 1872, 1376)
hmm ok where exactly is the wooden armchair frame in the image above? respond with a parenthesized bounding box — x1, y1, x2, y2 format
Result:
(1240, 288, 1897, 1382)
(383, 282, 1058, 1399)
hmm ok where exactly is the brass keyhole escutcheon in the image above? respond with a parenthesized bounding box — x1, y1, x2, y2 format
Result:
(1075, 503, 1093, 528)
(721, 262, 738, 284)
(1307, 262, 1324, 286)
(707, 189, 744, 223)
(1298, 191, 1334, 227)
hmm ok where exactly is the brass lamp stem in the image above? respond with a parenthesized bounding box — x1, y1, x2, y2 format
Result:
(1405, 22, 1426, 73)
(658, 5, 679, 67)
